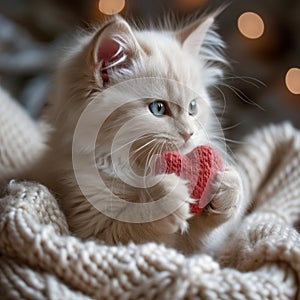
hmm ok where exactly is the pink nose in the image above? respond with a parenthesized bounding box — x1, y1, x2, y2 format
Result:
(180, 132, 193, 142)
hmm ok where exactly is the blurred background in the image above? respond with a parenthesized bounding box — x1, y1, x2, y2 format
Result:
(0, 0, 299, 140)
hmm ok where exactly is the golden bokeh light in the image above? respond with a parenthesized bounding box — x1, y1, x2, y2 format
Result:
(99, 0, 125, 15)
(285, 68, 300, 95)
(238, 12, 265, 39)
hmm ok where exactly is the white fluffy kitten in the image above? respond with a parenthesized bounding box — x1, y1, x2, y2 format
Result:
(31, 14, 249, 254)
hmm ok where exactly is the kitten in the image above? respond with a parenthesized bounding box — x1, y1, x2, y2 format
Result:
(30, 14, 249, 255)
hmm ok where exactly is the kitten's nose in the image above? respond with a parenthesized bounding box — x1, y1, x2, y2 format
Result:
(180, 132, 193, 142)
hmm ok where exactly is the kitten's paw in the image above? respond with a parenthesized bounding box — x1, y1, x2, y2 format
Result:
(147, 173, 193, 235)
(205, 167, 243, 221)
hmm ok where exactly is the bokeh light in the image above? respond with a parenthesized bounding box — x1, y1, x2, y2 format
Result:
(238, 12, 265, 39)
(285, 68, 300, 95)
(99, 0, 125, 15)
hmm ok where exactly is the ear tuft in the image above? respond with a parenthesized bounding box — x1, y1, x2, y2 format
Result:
(97, 38, 120, 61)
(97, 38, 126, 84)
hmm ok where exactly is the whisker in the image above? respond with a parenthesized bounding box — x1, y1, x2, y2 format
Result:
(215, 136, 247, 145)
(219, 83, 265, 111)
(128, 137, 158, 166)
(128, 142, 157, 173)
(214, 85, 227, 121)
(109, 134, 154, 155)
(224, 74, 266, 88)
(144, 143, 159, 177)
(131, 138, 157, 156)
(222, 122, 242, 131)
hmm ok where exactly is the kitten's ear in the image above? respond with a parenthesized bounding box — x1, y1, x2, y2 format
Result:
(176, 16, 214, 56)
(177, 13, 226, 86)
(91, 17, 142, 85)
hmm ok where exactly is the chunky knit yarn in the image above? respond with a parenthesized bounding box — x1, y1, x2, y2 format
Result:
(1, 90, 300, 299)
(0, 87, 47, 184)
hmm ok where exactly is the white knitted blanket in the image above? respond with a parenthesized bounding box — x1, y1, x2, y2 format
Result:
(1, 90, 300, 299)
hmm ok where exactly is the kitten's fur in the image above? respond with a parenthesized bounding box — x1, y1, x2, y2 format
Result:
(30, 15, 249, 255)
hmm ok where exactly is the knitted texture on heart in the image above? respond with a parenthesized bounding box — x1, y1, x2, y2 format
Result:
(155, 146, 222, 214)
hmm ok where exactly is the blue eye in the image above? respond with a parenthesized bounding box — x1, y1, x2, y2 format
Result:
(149, 101, 166, 116)
(188, 99, 197, 116)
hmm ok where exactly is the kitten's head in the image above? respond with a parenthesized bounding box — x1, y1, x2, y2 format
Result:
(52, 14, 226, 177)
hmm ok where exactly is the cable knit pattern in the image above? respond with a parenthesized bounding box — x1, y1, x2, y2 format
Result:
(1, 93, 300, 299)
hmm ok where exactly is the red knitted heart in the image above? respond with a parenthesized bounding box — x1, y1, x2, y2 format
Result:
(155, 146, 222, 214)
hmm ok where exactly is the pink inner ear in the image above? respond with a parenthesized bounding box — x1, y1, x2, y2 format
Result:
(97, 38, 120, 61)
(97, 38, 124, 85)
